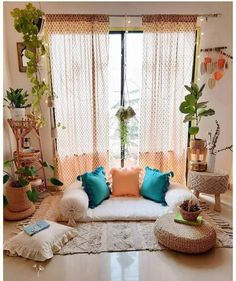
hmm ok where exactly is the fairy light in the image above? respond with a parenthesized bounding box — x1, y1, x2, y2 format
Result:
(200, 18, 204, 22)
(201, 32, 204, 36)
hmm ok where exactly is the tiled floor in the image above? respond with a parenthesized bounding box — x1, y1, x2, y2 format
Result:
(3, 190, 233, 281)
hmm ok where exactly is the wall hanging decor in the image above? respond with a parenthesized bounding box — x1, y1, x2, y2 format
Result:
(199, 46, 233, 89)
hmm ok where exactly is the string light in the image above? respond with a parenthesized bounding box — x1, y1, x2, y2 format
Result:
(201, 32, 204, 36)
(200, 18, 204, 22)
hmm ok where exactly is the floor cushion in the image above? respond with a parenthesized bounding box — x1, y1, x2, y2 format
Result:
(4, 220, 78, 261)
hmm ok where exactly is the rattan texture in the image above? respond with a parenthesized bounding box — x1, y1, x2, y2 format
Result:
(154, 213, 216, 254)
(188, 170, 229, 194)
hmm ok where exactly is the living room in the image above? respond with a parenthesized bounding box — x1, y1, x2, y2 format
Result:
(3, 1, 233, 281)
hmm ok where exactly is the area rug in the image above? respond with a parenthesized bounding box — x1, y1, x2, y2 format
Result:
(16, 194, 233, 254)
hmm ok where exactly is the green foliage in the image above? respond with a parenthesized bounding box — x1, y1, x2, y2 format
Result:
(116, 106, 136, 146)
(3, 195, 8, 208)
(11, 3, 48, 126)
(26, 187, 38, 202)
(50, 177, 63, 186)
(179, 83, 215, 137)
(4, 88, 30, 108)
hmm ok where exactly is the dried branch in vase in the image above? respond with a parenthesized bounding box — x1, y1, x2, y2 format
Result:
(207, 120, 233, 155)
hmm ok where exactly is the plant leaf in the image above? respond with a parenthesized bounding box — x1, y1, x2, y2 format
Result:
(191, 83, 199, 93)
(179, 102, 195, 114)
(196, 101, 208, 109)
(198, 109, 215, 117)
(199, 83, 206, 93)
(3, 174, 10, 184)
(183, 113, 195, 123)
(4, 159, 14, 168)
(3, 195, 8, 208)
(189, 126, 199, 135)
(18, 177, 29, 187)
(26, 188, 38, 202)
(185, 94, 196, 105)
(50, 177, 63, 186)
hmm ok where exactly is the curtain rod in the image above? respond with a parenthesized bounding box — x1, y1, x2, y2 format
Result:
(109, 13, 222, 18)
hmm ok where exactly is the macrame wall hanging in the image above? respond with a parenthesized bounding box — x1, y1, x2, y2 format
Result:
(115, 17, 136, 166)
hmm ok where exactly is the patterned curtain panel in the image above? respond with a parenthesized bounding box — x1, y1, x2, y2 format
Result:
(139, 15, 197, 184)
(46, 15, 109, 186)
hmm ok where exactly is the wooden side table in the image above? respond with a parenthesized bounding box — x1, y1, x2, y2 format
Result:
(188, 170, 229, 212)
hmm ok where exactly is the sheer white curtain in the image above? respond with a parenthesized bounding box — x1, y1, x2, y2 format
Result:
(46, 15, 109, 186)
(139, 15, 197, 184)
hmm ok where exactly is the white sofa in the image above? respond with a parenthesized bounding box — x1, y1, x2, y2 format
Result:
(59, 181, 197, 226)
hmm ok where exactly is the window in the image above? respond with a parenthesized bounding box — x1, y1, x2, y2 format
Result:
(109, 31, 143, 168)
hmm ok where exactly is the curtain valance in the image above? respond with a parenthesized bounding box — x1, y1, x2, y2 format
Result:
(142, 15, 197, 32)
(46, 14, 109, 34)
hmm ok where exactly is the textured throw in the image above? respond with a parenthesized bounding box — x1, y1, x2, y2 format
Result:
(16, 194, 232, 254)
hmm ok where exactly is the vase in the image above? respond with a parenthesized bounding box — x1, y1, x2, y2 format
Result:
(207, 153, 216, 173)
(11, 108, 26, 121)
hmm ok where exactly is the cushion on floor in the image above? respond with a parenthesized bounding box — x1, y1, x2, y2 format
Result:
(4, 220, 78, 261)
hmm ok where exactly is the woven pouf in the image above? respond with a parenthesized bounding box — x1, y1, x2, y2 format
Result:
(154, 213, 216, 254)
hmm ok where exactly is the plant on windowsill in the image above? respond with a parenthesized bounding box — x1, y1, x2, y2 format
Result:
(3, 160, 63, 214)
(179, 83, 215, 149)
(11, 3, 49, 127)
(4, 88, 31, 121)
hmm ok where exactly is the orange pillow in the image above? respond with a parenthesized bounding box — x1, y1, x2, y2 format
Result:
(110, 167, 142, 197)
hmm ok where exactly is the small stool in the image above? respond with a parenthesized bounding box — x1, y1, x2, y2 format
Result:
(154, 213, 216, 254)
(188, 170, 229, 212)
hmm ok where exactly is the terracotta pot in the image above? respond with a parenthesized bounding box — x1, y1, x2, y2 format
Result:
(5, 182, 33, 212)
(190, 139, 206, 150)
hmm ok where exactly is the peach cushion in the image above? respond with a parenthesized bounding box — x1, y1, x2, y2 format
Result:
(110, 167, 142, 197)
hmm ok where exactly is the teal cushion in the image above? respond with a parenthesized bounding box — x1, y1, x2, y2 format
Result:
(140, 167, 174, 205)
(77, 166, 110, 209)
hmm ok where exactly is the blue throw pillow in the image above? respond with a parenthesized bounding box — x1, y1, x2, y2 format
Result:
(140, 167, 174, 205)
(77, 166, 110, 209)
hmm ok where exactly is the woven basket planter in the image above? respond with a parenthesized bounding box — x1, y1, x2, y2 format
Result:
(4, 182, 33, 212)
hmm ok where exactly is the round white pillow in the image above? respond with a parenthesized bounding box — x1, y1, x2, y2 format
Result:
(59, 188, 89, 225)
(165, 182, 198, 210)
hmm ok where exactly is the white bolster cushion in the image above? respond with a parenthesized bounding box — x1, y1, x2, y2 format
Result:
(165, 182, 198, 210)
(59, 184, 89, 225)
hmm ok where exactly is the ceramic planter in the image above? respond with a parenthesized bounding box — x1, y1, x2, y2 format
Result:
(207, 153, 216, 173)
(11, 108, 26, 121)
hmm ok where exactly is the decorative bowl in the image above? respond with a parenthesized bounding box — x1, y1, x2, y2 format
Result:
(179, 206, 202, 221)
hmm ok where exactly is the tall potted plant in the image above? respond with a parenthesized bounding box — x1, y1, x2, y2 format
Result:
(179, 83, 215, 149)
(4, 88, 31, 120)
(3, 160, 63, 220)
(11, 3, 49, 126)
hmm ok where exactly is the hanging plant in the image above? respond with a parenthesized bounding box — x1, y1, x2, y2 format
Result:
(11, 3, 49, 126)
(116, 106, 136, 146)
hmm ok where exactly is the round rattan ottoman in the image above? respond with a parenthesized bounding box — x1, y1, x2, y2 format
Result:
(154, 213, 216, 254)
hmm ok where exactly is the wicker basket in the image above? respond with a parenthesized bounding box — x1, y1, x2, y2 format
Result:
(179, 206, 202, 221)
(5, 182, 33, 212)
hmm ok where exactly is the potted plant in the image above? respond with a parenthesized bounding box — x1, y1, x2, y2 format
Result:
(11, 3, 49, 127)
(207, 120, 233, 172)
(3, 160, 63, 220)
(179, 83, 215, 149)
(179, 200, 201, 221)
(4, 88, 31, 120)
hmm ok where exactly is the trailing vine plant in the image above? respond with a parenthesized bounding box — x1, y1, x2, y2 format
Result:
(11, 3, 49, 126)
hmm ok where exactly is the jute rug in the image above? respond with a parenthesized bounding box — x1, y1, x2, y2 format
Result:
(16, 194, 233, 255)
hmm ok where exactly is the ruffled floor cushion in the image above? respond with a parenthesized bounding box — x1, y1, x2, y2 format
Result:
(4, 220, 78, 261)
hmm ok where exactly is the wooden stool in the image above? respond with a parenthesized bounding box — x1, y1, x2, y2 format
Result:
(188, 170, 229, 212)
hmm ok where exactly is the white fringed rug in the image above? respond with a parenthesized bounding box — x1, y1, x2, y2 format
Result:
(16, 194, 233, 254)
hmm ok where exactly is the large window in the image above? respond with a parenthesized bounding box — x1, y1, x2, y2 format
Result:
(109, 31, 143, 168)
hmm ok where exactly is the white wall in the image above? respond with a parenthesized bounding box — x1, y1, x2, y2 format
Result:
(3, 2, 233, 181)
